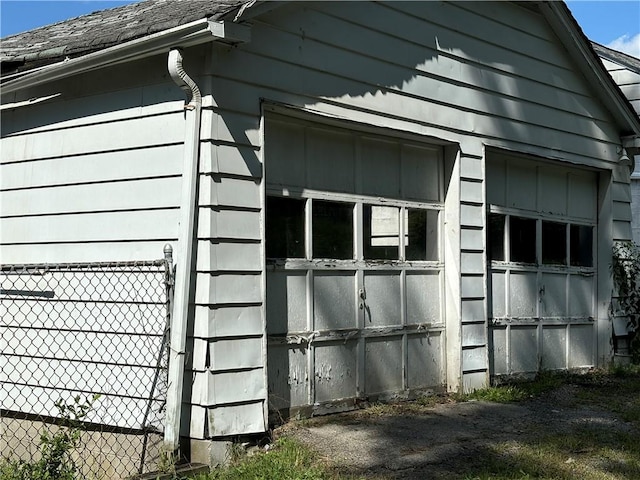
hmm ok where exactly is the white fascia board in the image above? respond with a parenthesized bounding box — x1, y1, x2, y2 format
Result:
(538, 2, 640, 136)
(0, 93, 61, 110)
(1, 19, 250, 95)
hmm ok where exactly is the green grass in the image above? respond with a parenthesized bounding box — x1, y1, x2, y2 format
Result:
(459, 367, 640, 480)
(198, 437, 339, 480)
(463, 429, 640, 480)
(456, 371, 565, 404)
(457, 384, 529, 403)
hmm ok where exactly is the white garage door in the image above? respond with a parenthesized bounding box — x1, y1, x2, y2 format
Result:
(265, 114, 446, 415)
(487, 151, 598, 376)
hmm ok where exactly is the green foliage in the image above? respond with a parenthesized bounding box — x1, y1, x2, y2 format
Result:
(608, 362, 640, 378)
(203, 438, 330, 480)
(612, 241, 640, 360)
(456, 371, 564, 404)
(156, 449, 179, 477)
(1, 395, 99, 480)
(459, 385, 529, 403)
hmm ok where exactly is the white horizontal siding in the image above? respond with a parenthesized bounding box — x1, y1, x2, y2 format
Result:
(197, 208, 261, 240)
(1, 241, 172, 264)
(200, 108, 261, 147)
(597, 54, 638, 245)
(198, 175, 261, 209)
(607, 68, 640, 87)
(190, 99, 266, 435)
(200, 142, 262, 178)
(2, 84, 184, 137)
(192, 0, 626, 425)
(1, 66, 187, 264)
(0, 272, 165, 304)
(1, 209, 178, 244)
(253, 8, 613, 133)
(612, 174, 633, 242)
(632, 179, 640, 244)
(3, 356, 158, 397)
(194, 273, 262, 305)
(1, 144, 182, 190)
(2, 303, 165, 334)
(2, 384, 159, 430)
(1, 177, 181, 216)
(196, 241, 261, 272)
(1, 260, 168, 431)
(207, 402, 265, 437)
(212, 53, 619, 163)
(193, 305, 263, 339)
(192, 337, 263, 371)
(1, 112, 185, 163)
(269, 2, 615, 128)
(193, 369, 266, 406)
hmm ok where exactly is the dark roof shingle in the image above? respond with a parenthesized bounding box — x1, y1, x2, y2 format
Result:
(0, 0, 247, 71)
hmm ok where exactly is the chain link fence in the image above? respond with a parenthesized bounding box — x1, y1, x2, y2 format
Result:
(1, 256, 174, 479)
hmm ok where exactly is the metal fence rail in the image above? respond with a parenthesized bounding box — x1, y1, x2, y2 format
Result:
(1, 256, 173, 479)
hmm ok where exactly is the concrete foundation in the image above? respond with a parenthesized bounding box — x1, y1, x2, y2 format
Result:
(188, 437, 233, 467)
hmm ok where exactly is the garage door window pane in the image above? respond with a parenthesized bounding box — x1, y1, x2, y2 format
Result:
(542, 221, 567, 265)
(510, 216, 536, 264)
(406, 209, 438, 261)
(364, 205, 399, 260)
(570, 225, 593, 267)
(266, 197, 305, 258)
(488, 213, 505, 261)
(313, 200, 354, 259)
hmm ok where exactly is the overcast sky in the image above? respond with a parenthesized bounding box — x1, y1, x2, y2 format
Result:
(1, 1, 639, 58)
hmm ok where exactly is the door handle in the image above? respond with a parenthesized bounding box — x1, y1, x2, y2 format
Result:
(359, 288, 366, 310)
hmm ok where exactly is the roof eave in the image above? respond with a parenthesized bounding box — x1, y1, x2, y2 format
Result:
(1, 18, 250, 95)
(537, 1, 640, 136)
(592, 42, 640, 74)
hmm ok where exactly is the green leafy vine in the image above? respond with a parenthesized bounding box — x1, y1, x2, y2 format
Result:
(612, 241, 640, 361)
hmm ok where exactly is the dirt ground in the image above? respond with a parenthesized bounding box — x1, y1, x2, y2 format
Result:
(279, 373, 640, 479)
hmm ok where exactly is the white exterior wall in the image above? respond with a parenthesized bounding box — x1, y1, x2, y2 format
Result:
(597, 53, 640, 353)
(1, 54, 186, 263)
(192, 0, 628, 435)
(0, 54, 189, 435)
(1, 0, 633, 442)
(598, 57, 640, 245)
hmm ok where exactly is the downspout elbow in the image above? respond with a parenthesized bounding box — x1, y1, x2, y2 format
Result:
(168, 48, 202, 107)
(621, 135, 639, 176)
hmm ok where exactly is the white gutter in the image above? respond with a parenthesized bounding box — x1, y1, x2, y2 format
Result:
(1, 19, 249, 95)
(164, 47, 202, 454)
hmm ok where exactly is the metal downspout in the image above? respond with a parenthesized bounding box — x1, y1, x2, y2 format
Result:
(165, 48, 202, 454)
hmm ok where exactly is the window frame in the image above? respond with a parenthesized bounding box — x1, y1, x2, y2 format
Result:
(487, 206, 595, 273)
(266, 190, 443, 269)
